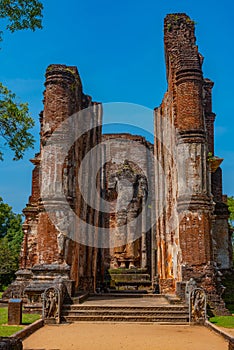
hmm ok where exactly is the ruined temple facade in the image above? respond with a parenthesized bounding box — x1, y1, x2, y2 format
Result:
(101, 134, 155, 272)
(154, 15, 232, 299)
(6, 14, 232, 311)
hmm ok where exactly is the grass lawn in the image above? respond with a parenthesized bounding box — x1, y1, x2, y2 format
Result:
(209, 315, 234, 328)
(0, 307, 40, 337)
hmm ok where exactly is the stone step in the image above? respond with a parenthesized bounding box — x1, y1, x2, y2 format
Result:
(62, 310, 188, 316)
(165, 295, 185, 305)
(61, 315, 189, 323)
(63, 305, 188, 312)
(62, 295, 189, 324)
(108, 268, 148, 275)
(110, 274, 151, 282)
(88, 293, 166, 298)
(61, 303, 189, 324)
(115, 280, 152, 285)
(62, 294, 189, 324)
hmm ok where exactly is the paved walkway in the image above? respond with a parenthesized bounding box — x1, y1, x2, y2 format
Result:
(23, 323, 229, 350)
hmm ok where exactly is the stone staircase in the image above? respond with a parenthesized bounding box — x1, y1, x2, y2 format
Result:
(107, 268, 152, 290)
(61, 294, 189, 324)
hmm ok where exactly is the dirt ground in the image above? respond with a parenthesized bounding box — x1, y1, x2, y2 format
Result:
(23, 323, 229, 350)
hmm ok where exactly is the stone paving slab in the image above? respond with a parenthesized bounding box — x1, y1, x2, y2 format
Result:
(23, 323, 229, 350)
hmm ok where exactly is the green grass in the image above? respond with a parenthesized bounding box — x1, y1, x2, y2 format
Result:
(0, 325, 23, 337)
(0, 292, 2, 299)
(209, 316, 234, 328)
(0, 307, 40, 337)
(22, 313, 41, 325)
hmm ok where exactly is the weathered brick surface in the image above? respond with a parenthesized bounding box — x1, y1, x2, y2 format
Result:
(155, 14, 231, 307)
(5, 15, 231, 313)
(13, 64, 102, 296)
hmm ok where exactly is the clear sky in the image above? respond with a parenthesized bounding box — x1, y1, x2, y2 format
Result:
(0, 0, 233, 213)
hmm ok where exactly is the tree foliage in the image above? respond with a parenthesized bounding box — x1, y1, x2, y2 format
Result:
(0, 83, 35, 160)
(0, 197, 23, 287)
(0, 0, 43, 160)
(228, 196, 234, 229)
(0, 0, 43, 42)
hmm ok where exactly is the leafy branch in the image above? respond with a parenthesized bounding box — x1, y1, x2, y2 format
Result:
(0, 0, 43, 42)
(0, 83, 34, 160)
(0, 0, 43, 160)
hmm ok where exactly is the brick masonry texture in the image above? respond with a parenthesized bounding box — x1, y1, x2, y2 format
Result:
(4, 14, 232, 315)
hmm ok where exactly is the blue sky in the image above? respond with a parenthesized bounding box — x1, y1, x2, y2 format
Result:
(0, 0, 233, 213)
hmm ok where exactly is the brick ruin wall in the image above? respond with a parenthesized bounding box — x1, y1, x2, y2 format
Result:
(154, 14, 232, 310)
(4, 14, 232, 312)
(19, 65, 102, 294)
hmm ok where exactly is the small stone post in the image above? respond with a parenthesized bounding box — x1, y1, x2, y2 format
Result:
(8, 299, 23, 325)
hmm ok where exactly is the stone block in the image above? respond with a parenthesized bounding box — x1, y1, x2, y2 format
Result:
(0, 338, 22, 350)
(229, 340, 234, 350)
(8, 299, 22, 325)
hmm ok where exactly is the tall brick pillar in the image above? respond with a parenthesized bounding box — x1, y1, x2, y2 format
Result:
(171, 26, 213, 273)
(3, 65, 85, 300)
(25, 65, 83, 300)
(160, 13, 224, 306)
(38, 65, 82, 264)
(158, 15, 231, 314)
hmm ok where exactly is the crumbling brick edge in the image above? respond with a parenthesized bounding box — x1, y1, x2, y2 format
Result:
(205, 320, 234, 349)
(9, 319, 44, 341)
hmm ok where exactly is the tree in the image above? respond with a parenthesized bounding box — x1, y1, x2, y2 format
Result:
(0, 0, 43, 160)
(0, 195, 15, 237)
(0, 83, 35, 160)
(0, 0, 43, 42)
(0, 197, 23, 287)
(228, 196, 234, 229)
